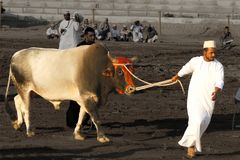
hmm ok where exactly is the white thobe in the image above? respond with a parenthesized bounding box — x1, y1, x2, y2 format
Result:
(46, 27, 59, 36)
(177, 56, 224, 152)
(58, 19, 81, 49)
(130, 25, 143, 42)
(111, 28, 120, 38)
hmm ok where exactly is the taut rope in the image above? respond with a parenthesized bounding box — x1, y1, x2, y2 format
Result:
(113, 63, 185, 94)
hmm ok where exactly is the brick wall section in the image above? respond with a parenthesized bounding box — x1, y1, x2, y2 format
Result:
(1, 0, 240, 23)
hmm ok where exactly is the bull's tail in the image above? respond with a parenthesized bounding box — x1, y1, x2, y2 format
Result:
(4, 67, 16, 121)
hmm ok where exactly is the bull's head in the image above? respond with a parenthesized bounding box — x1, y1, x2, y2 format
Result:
(107, 53, 136, 95)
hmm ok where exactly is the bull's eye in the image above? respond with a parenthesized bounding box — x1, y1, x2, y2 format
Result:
(118, 69, 123, 76)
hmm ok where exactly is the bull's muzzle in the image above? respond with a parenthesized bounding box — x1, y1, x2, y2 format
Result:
(124, 85, 136, 95)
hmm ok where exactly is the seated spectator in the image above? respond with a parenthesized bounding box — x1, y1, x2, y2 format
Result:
(99, 18, 110, 40)
(110, 24, 121, 41)
(220, 26, 233, 48)
(1, 6, 5, 14)
(146, 25, 158, 43)
(130, 20, 144, 42)
(93, 23, 102, 40)
(120, 25, 132, 41)
(46, 24, 59, 39)
(82, 18, 90, 31)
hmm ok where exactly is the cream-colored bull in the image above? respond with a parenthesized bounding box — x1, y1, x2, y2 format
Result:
(5, 43, 134, 143)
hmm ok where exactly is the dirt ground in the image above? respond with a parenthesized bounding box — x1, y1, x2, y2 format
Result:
(0, 25, 240, 160)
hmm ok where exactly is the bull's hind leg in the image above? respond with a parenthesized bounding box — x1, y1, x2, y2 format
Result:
(19, 91, 34, 137)
(12, 95, 24, 130)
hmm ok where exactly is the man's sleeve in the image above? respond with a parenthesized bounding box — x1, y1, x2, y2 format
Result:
(100, 23, 104, 30)
(215, 64, 224, 89)
(130, 25, 134, 31)
(58, 22, 63, 33)
(46, 28, 50, 35)
(178, 58, 195, 77)
(73, 21, 80, 31)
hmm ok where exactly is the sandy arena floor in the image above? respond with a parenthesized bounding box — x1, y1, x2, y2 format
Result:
(0, 25, 240, 160)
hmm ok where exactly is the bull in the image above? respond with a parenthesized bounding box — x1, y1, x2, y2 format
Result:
(5, 43, 136, 143)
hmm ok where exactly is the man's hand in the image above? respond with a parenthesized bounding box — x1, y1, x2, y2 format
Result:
(211, 91, 217, 101)
(74, 13, 83, 23)
(211, 87, 221, 101)
(60, 29, 66, 34)
(171, 74, 180, 82)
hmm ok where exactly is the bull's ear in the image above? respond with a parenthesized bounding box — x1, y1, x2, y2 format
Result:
(102, 68, 113, 77)
(108, 52, 117, 63)
(130, 56, 138, 62)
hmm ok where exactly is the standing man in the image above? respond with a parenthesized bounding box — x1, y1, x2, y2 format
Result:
(171, 40, 224, 158)
(66, 27, 96, 129)
(58, 11, 83, 49)
(77, 27, 96, 46)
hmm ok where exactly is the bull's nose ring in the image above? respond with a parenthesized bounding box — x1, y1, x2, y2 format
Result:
(125, 86, 136, 94)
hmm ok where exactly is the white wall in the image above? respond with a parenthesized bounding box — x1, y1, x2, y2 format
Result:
(1, 0, 240, 23)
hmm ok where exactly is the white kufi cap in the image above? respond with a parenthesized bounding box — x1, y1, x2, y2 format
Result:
(203, 40, 216, 49)
(64, 11, 70, 15)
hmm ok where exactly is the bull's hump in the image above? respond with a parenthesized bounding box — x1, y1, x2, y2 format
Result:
(13, 47, 57, 57)
(25, 47, 59, 53)
(29, 47, 56, 50)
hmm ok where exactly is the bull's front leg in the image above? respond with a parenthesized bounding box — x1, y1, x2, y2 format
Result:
(73, 107, 86, 140)
(92, 111, 110, 143)
(84, 98, 110, 143)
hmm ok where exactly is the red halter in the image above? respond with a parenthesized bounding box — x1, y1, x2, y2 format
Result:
(113, 57, 135, 94)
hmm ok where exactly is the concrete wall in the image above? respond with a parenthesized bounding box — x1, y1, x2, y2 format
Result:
(1, 0, 240, 23)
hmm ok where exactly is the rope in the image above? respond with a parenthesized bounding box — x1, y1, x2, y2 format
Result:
(135, 79, 185, 95)
(113, 63, 151, 85)
(177, 80, 185, 95)
(113, 63, 185, 95)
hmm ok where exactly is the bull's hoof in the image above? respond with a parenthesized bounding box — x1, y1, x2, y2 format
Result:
(12, 120, 21, 130)
(54, 105, 60, 110)
(73, 133, 85, 141)
(27, 131, 35, 137)
(97, 135, 110, 143)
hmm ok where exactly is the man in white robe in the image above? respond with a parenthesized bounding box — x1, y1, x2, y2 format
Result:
(58, 11, 83, 49)
(130, 20, 143, 42)
(46, 24, 59, 39)
(171, 40, 224, 158)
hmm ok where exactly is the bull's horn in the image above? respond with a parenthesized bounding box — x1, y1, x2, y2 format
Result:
(108, 52, 117, 63)
(130, 56, 138, 62)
